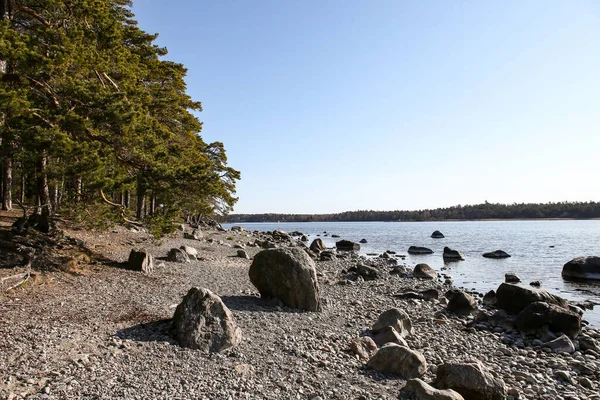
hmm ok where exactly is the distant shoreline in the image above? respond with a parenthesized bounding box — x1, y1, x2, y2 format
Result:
(225, 218, 600, 223)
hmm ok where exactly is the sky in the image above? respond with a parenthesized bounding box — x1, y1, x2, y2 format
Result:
(131, 1, 600, 214)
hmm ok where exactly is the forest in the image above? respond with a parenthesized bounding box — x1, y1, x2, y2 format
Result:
(226, 201, 600, 223)
(0, 0, 239, 235)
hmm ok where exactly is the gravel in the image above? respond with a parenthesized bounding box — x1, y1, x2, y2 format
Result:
(0, 226, 599, 399)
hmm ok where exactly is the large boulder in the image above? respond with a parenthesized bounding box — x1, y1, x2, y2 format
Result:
(431, 230, 445, 239)
(413, 263, 438, 280)
(434, 361, 507, 400)
(400, 379, 465, 400)
(367, 343, 427, 379)
(336, 240, 360, 251)
(172, 287, 242, 352)
(482, 250, 510, 259)
(495, 283, 568, 314)
(562, 256, 600, 281)
(309, 238, 326, 253)
(443, 247, 465, 261)
(372, 308, 413, 337)
(408, 246, 434, 255)
(180, 245, 198, 259)
(249, 247, 321, 311)
(514, 301, 581, 338)
(446, 290, 478, 315)
(127, 249, 154, 273)
(167, 248, 190, 263)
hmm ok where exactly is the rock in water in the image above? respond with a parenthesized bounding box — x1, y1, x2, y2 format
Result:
(504, 272, 520, 283)
(482, 250, 511, 258)
(359, 238, 368, 243)
(408, 246, 434, 255)
(167, 248, 190, 263)
(172, 287, 242, 352)
(434, 361, 507, 400)
(249, 247, 321, 311)
(400, 378, 465, 400)
(413, 263, 438, 280)
(431, 230, 445, 239)
(514, 301, 581, 338)
(309, 238, 326, 253)
(446, 290, 478, 315)
(335, 240, 360, 251)
(562, 256, 600, 281)
(128, 249, 154, 273)
(372, 308, 413, 337)
(443, 247, 465, 260)
(495, 283, 568, 314)
(367, 343, 427, 379)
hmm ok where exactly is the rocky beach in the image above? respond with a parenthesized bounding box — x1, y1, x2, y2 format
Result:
(1, 223, 599, 400)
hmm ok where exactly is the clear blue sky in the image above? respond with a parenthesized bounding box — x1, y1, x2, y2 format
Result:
(131, 1, 600, 214)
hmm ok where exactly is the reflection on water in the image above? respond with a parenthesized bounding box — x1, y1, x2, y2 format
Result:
(223, 220, 600, 327)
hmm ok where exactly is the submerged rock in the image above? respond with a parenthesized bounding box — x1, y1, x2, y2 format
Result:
(443, 247, 465, 261)
(562, 256, 600, 281)
(408, 246, 434, 255)
(431, 230, 445, 239)
(504, 272, 521, 283)
(482, 250, 511, 258)
(336, 240, 360, 251)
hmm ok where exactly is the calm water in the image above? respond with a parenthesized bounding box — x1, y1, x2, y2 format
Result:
(223, 220, 600, 327)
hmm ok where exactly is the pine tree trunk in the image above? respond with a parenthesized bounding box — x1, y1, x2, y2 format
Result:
(75, 176, 82, 202)
(136, 184, 146, 220)
(123, 190, 130, 208)
(19, 170, 24, 203)
(2, 156, 12, 210)
(37, 155, 51, 216)
(149, 195, 156, 215)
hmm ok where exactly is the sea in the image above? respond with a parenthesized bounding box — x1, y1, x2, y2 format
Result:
(222, 220, 600, 327)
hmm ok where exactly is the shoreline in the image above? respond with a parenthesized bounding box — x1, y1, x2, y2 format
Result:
(0, 224, 599, 399)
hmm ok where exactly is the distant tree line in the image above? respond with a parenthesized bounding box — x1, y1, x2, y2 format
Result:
(0, 1, 239, 233)
(226, 201, 600, 223)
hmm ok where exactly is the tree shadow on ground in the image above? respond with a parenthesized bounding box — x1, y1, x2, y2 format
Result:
(116, 318, 175, 344)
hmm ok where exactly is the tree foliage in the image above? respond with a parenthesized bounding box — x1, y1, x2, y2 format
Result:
(0, 0, 239, 225)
